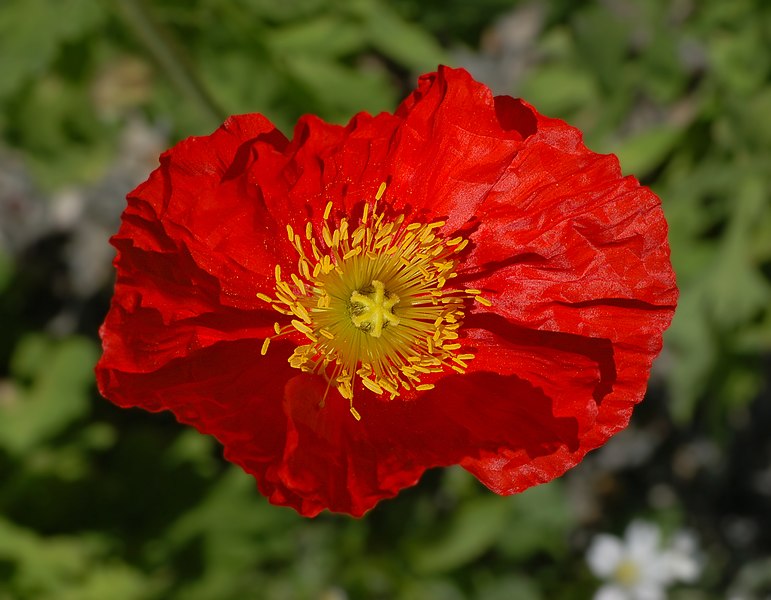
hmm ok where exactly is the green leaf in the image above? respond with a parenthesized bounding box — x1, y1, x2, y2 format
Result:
(409, 496, 510, 573)
(159, 468, 301, 599)
(0, 335, 99, 455)
(0, 250, 12, 293)
(0, 517, 150, 600)
(703, 176, 770, 328)
(282, 56, 395, 121)
(267, 16, 366, 58)
(519, 65, 597, 118)
(709, 27, 770, 95)
(613, 126, 684, 177)
(475, 574, 542, 600)
(665, 292, 717, 423)
(572, 7, 631, 92)
(409, 482, 572, 574)
(400, 579, 465, 600)
(362, 2, 448, 72)
(0, 0, 104, 99)
(495, 481, 573, 560)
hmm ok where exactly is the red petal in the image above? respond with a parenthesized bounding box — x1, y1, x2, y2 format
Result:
(385, 66, 536, 230)
(122, 113, 289, 309)
(246, 368, 580, 516)
(248, 112, 403, 242)
(98, 114, 287, 391)
(452, 107, 677, 491)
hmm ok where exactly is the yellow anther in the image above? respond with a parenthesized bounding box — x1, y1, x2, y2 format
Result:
(299, 260, 311, 280)
(322, 226, 333, 248)
(343, 247, 361, 260)
(260, 338, 271, 355)
(380, 380, 399, 396)
(362, 378, 384, 394)
(453, 239, 469, 252)
(291, 273, 306, 295)
(277, 281, 296, 300)
(291, 319, 314, 337)
(294, 302, 311, 324)
(375, 236, 392, 250)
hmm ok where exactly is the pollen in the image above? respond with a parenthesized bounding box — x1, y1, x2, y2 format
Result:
(258, 183, 489, 419)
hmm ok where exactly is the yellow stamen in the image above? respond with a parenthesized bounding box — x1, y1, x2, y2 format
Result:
(362, 378, 383, 394)
(258, 182, 489, 419)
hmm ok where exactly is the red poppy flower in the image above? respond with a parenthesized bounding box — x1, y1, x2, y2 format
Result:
(96, 66, 677, 517)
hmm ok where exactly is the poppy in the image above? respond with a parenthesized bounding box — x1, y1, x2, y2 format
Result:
(96, 66, 677, 516)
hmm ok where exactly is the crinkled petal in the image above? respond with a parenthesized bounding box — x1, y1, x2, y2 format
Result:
(97, 115, 288, 413)
(450, 108, 676, 487)
(248, 111, 403, 242)
(253, 368, 578, 516)
(386, 66, 534, 231)
(456, 320, 608, 491)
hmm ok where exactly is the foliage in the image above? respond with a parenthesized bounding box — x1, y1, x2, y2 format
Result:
(0, 0, 769, 598)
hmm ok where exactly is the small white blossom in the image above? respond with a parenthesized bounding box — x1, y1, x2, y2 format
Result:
(586, 520, 702, 600)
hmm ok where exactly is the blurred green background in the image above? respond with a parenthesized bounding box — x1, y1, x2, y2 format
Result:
(1, 0, 770, 598)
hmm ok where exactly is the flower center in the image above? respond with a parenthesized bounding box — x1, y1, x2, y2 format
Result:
(614, 559, 641, 586)
(349, 280, 400, 337)
(258, 183, 490, 420)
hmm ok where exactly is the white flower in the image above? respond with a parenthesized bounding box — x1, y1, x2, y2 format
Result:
(586, 520, 702, 600)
